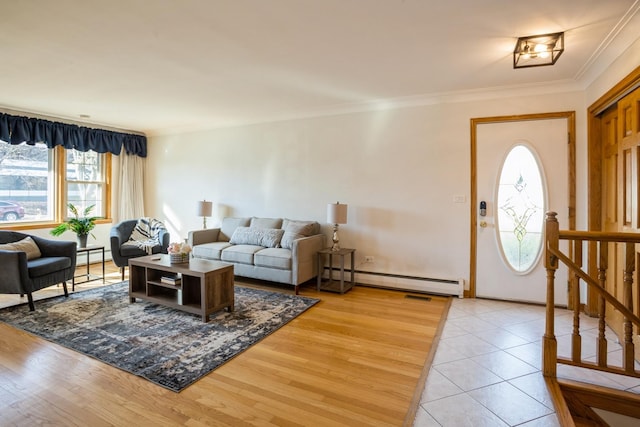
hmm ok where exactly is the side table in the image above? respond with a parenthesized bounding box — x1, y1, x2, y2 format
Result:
(317, 247, 356, 294)
(73, 245, 105, 291)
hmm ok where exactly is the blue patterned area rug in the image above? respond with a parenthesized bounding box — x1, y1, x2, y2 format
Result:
(0, 282, 319, 392)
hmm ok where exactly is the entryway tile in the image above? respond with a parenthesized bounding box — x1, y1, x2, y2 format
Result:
(413, 406, 440, 426)
(508, 372, 556, 410)
(474, 327, 530, 349)
(414, 298, 640, 427)
(434, 358, 502, 391)
(467, 382, 553, 425)
(446, 316, 499, 334)
(501, 320, 545, 343)
(505, 342, 543, 370)
(518, 414, 562, 427)
(440, 322, 467, 339)
(432, 340, 468, 365)
(471, 350, 539, 380)
(422, 393, 509, 427)
(438, 334, 499, 358)
(420, 368, 463, 403)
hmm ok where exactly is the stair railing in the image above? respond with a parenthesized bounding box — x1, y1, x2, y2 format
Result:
(543, 211, 640, 379)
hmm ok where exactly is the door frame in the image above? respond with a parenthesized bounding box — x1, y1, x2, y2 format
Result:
(469, 112, 577, 298)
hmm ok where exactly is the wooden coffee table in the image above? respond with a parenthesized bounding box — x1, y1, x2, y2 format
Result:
(128, 254, 234, 322)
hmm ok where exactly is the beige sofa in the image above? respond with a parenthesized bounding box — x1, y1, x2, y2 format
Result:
(188, 217, 325, 294)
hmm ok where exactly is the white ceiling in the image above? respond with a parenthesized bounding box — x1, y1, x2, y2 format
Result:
(1, 0, 639, 136)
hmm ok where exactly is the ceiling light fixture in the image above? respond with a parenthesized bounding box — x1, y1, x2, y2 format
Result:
(513, 32, 564, 69)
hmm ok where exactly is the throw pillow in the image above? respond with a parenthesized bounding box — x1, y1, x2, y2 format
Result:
(0, 236, 42, 260)
(230, 227, 284, 248)
(220, 217, 251, 242)
(280, 220, 318, 250)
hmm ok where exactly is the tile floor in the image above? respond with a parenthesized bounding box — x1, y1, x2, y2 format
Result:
(413, 297, 640, 426)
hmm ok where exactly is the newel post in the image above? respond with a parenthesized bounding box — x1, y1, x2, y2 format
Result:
(543, 211, 559, 377)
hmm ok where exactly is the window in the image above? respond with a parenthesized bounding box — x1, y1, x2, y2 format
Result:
(65, 149, 107, 217)
(0, 142, 110, 226)
(496, 145, 546, 273)
(0, 142, 54, 223)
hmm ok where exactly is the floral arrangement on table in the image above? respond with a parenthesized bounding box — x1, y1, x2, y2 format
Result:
(168, 241, 192, 263)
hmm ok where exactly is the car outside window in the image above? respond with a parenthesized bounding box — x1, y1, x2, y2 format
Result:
(0, 142, 54, 224)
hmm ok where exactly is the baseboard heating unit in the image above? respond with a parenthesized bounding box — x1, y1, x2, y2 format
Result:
(353, 270, 464, 298)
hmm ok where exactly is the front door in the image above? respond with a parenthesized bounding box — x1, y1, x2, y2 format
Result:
(472, 113, 575, 304)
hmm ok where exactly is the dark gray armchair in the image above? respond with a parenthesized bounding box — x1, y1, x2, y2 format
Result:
(0, 231, 76, 311)
(110, 219, 170, 280)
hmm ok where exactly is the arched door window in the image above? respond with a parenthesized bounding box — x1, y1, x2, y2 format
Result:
(496, 144, 546, 274)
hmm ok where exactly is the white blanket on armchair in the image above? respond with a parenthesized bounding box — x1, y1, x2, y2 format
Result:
(126, 217, 166, 254)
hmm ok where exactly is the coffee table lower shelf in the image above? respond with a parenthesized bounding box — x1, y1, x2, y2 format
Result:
(128, 255, 234, 322)
(129, 291, 203, 316)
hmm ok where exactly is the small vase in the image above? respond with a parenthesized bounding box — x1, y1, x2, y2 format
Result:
(170, 252, 189, 263)
(77, 234, 88, 248)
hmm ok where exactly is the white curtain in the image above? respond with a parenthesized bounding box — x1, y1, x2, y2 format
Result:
(114, 152, 146, 222)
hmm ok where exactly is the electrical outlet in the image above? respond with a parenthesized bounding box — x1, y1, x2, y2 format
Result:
(364, 256, 374, 263)
(453, 195, 466, 203)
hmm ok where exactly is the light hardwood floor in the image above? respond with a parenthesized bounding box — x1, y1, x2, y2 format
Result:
(0, 261, 450, 426)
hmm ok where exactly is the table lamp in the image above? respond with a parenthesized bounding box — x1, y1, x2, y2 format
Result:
(327, 202, 348, 251)
(197, 200, 213, 229)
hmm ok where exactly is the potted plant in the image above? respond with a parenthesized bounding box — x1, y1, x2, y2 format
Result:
(51, 203, 99, 248)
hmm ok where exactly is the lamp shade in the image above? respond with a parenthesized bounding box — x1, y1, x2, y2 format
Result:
(197, 200, 213, 217)
(327, 202, 348, 224)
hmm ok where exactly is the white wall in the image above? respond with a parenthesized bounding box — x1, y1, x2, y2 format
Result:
(586, 36, 640, 105)
(145, 90, 586, 286)
(586, 29, 640, 107)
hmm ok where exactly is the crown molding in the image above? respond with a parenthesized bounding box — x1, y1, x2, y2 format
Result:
(148, 79, 584, 137)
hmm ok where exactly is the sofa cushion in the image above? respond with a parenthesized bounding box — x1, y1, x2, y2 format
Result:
(254, 248, 292, 270)
(27, 256, 71, 278)
(221, 244, 264, 265)
(280, 219, 319, 249)
(192, 241, 231, 260)
(220, 217, 251, 242)
(250, 217, 283, 229)
(120, 241, 161, 257)
(0, 236, 42, 260)
(230, 227, 284, 248)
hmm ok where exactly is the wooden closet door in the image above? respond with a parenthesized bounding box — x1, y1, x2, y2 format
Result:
(619, 90, 640, 229)
(616, 88, 640, 355)
(600, 107, 624, 334)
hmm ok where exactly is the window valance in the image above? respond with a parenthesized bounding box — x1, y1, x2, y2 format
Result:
(0, 112, 146, 157)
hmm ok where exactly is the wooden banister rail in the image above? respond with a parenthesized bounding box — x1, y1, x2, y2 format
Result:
(544, 211, 640, 380)
(547, 249, 640, 327)
(558, 229, 640, 243)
